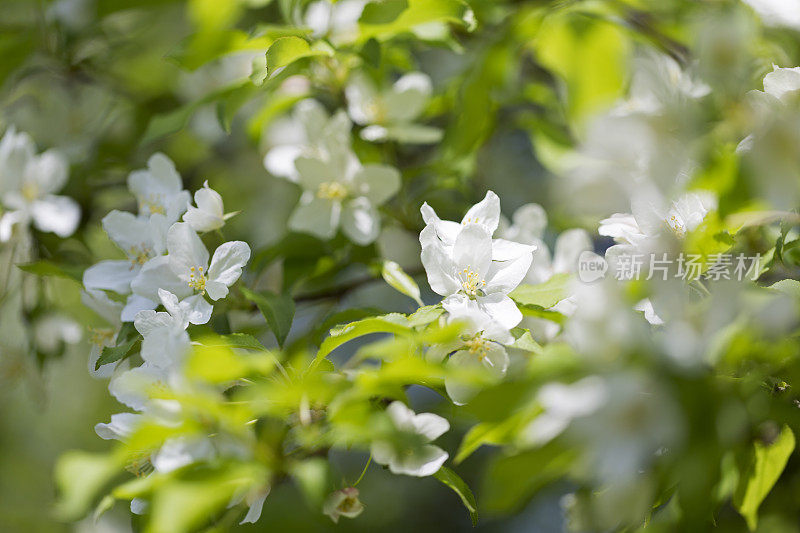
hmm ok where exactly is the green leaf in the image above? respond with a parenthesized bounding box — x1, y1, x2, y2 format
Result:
(455, 417, 524, 464)
(202, 332, 268, 351)
(264, 36, 332, 78)
(769, 279, 800, 300)
(382, 260, 423, 306)
(734, 426, 795, 531)
(17, 260, 83, 281)
(510, 273, 572, 309)
(433, 466, 478, 526)
(54, 451, 121, 521)
(95, 324, 141, 370)
(241, 287, 295, 348)
(289, 458, 331, 507)
(317, 314, 410, 359)
(358, 0, 476, 42)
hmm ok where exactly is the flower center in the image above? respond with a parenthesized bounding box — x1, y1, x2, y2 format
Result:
(188, 266, 207, 294)
(140, 194, 166, 215)
(462, 217, 481, 225)
(128, 245, 152, 266)
(464, 335, 490, 361)
(458, 266, 486, 298)
(89, 328, 116, 347)
(317, 181, 348, 201)
(21, 182, 39, 202)
(666, 214, 685, 238)
(125, 452, 154, 478)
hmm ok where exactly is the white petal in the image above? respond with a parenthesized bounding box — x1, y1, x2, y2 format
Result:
(411, 412, 450, 441)
(288, 194, 340, 239)
(102, 210, 154, 254)
(462, 191, 500, 234)
(131, 256, 192, 302)
(420, 242, 460, 296)
(264, 144, 303, 181)
(341, 198, 380, 245)
(552, 229, 592, 274)
(478, 293, 522, 330)
(95, 413, 141, 441)
(240, 491, 269, 525)
(167, 222, 209, 279)
(390, 445, 448, 477)
(121, 294, 157, 323)
(82, 260, 137, 294)
(26, 149, 68, 195)
(485, 252, 532, 294)
(385, 72, 432, 122)
(453, 224, 493, 278)
(182, 294, 213, 325)
(491, 238, 536, 262)
(764, 65, 800, 101)
(207, 241, 251, 297)
(350, 164, 400, 205)
(30, 195, 80, 237)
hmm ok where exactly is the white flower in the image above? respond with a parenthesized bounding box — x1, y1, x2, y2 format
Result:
(108, 363, 170, 412)
(95, 412, 142, 441)
(127, 152, 190, 222)
(131, 222, 250, 312)
(288, 155, 400, 245)
(0, 127, 80, 241)
(134, 289, 208, 369)
(421, 223, 532, 329)
(634, 298, 664, 326)
(612, 52, 709, 117)
(371, 401, 449, 477)
(420, 190, 532, 261)
(742, 0, 800, 31)
(323, 487, 364, 523)
(81, 289, 124, 378)
(183, 180, 225, 232)
(433, 310, 512, 405)
(598, 189, 716, 258)
(501, 203, 592, 285)
(263, 99, 352, 182)
(83, 210, 169, 294)
(346, 72, 442, 143)
(304, 0, 367, 45)
(521, 377, 607, 446)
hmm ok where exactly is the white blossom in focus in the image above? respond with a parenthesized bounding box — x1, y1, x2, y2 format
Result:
(184, 180, 225, 232)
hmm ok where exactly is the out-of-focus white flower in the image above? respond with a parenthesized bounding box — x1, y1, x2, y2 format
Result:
(522, 377, 607, 446)
(131, 222, 250, 312)
(304, 0, 367, 45)
(371, 401, 449, 477)
(127, 153, 190, 222)
(323, 487, 364, 523)
(134, 289, 207, 369)
(95, 412, 142, 441)
(612, 52, 709, 117)
(437, 310, 512, 405)
(500, 203, 592, 285)
(263, 99, 352, 182)
(151, 436, 215, 473)
(33, 314, 82, 354)
(599, 189, 716, 260)
(184, 181, 225, 232)
(82, 289, 124, 378)
(288, 155, 400, 245)
(0, 127, 80, 241)
(742, 0, 800, 30)
(634, 298, 664, 325)
(108, 363, 170, 412)
(421, 223, 532, 329)
(346, 72, 442, 143)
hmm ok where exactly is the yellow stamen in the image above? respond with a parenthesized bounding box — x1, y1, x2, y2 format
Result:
(317, 181, 348, 201)
(458, 266, 486, 298)
(187, 265, 206, 294)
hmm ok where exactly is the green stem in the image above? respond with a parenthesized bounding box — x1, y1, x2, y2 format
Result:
(352, 454, 372, 487)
